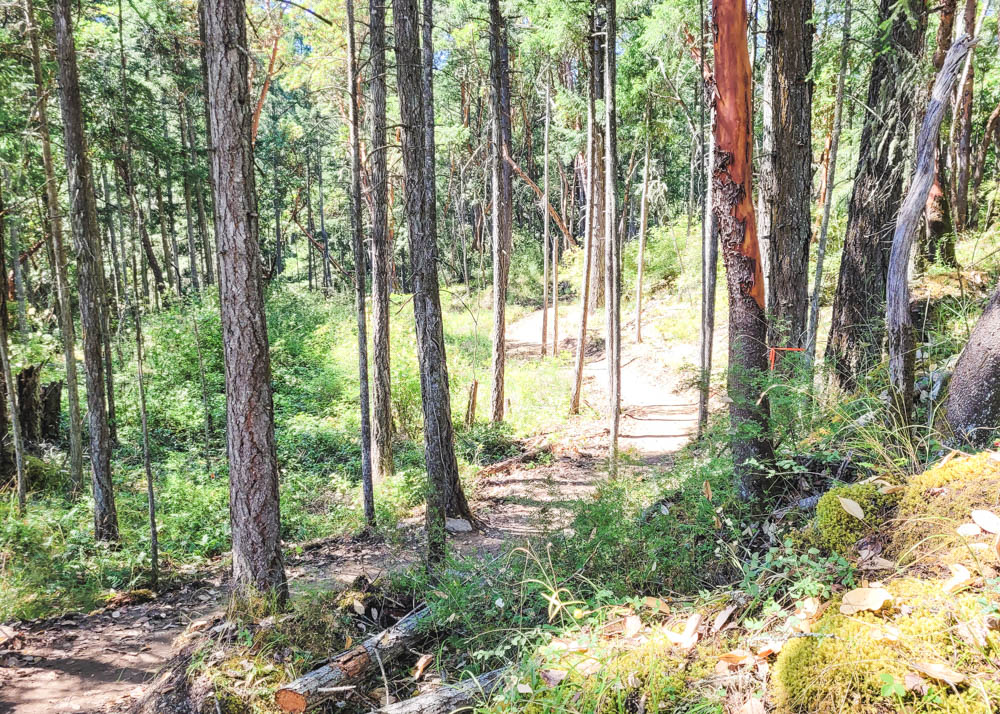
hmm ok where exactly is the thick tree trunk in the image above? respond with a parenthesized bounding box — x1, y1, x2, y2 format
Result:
(489, 0, 513, 422)
(758, 0, 813, 348)
(368, 0, 394, 483)
(347, 0, 375, 529)
(887, 37, 975, 422)
(824, 0, 926, 392)
(53, 0, 118, 540)
(712, 0, 776, 499)
(393, 0, 472, 565)
(203, 0, 287, 603)
(947, 283, 1000, 445)
(806, 0, 851, 364)
(24, 0, 83, 491)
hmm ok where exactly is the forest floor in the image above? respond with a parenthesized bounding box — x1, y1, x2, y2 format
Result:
(0, 299, 702, 714)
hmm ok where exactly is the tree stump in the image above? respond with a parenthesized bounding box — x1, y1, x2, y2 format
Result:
(16, 364, 42, 447)
(41, 381, 63, 442)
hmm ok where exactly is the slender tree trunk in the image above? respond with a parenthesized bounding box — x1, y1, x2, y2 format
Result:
(758, 0, 813, 348)
(369, 0, 394, 482)
(635, 102, 651, 344)
(394, 0, 473, 566)
(317, 149, 331, 293)
(570, 20, 597, 415)
(541, 82, 550, 358)
(186, 99, 215, 286)
(0, 189, 26, 512)
(153, 158, 177, 293)
(190, 312, 213, 473)
(952, 0, 976, 232)
(603, 0, 620, 459)
(203, 0, 287, 604)
(178, 100, 201, 294)
(697, 102, 718, 436)
(887, 37, 974, 422)
(163, 104, 183, 298)
(806, 0, 851, 365)
(712, 0, 775, 499)
(52, 0, 119, 541)
(489, 0, 513, 422)
(348, 0, 375, 529)
(825, 0, 926, 391)
(130, 257, 159, 589)
(7, 197, 27, 334)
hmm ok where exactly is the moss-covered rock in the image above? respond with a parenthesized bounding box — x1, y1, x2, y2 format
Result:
(891, 452, 1000, 572)
(815, 482, 896, 556)
(773, 577, 1000, 713)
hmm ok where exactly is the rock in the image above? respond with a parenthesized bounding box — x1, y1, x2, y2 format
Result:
(445, 518, 473, 534)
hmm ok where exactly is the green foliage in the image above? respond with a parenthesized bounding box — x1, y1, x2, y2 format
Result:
(455, 420, 519, 465)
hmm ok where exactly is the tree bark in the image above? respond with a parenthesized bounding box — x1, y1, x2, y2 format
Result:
(806, 0, 851, 365)
(53, 0, 118, 540)
(758, 0, 813, 348)
(379, 669, 506, 713)
(712, 0, 776, 499)
(16, 365, 42, 447)
(347, 0, 375, 529)
(947, 283, 1000, 445)
(368, 0, 394, 482)
(887, 37, 975, 422)
(177, 99, 201, 294)
(952, 0, 976, 232)
(635, 103, 651, 344)
(203, 0, 287, 603)
(541, 82, 550, 357)
(824, 0, 926, 392)
(569, 15, 598, 415)
(603, 0, 620, 459)
(489, 0, 513, 422)
(24, 0, 83, 491)
(393, 0, 473, 566)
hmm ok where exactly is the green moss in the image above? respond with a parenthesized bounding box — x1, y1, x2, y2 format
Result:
(773, 577, 1000, 713)
(892, 452, 1000, 571)
(815, 483, 895, 556)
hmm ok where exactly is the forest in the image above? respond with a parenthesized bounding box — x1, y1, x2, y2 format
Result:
(1, 0, 1000, 710)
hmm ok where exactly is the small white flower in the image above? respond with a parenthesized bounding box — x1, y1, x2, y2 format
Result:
(495, 597, 505, 609)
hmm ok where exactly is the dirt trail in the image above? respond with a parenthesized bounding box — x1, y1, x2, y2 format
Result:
(1, 300, 699, 714)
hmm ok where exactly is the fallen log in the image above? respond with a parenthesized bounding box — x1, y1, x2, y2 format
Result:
(477, 443, 549, 478)
(275, 606, 429, 713)
(379, 668, 507, 714)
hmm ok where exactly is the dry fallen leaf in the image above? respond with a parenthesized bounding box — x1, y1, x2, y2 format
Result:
(869, 624, 901, 642)
(942, 564, 974, 594)
(904, 673, 928, 695)
(837, 496, 865, 520)
(412, 653, 433, 681)
(971, 509, 1000, 534)
(755, 640, 783, 657)
(703, 480, 713, 502)
(859, 555, 896, 571)
(740, 697, 766, 714)
(718, 649, 754, 665)
(516, 682, 534, 695)
(956, 523, 983, 538)
(666, 613, 702, 650)
(539, 669, 568, 687)
(912, 662, 966, 686)
(711, 604, 737, 634)
(879, 483, 905, 495)
(352, 600, 366, 616)
(624, 615, 642, 638)
(713, 515, 723, 530)
(839, 587, 892, 615)
(642, 596, 669, 613)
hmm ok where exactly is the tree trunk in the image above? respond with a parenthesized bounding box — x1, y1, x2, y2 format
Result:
(947, 283, 1000, 445)
(603, 0, 621, 459)
(202, 0, 287, 604)
(825, 0, 926, 392)
(24, 0, 83, 491)
(393, 0, 473, 566)
(806, 0, 851, 365)
(541, 82, 550, 358)
(41, 381, 63, 442)
(379, 669, 506, 714)
(347, 0, 375, 529)
(368, 0, 394, 483)
(570, 15, 598, 416)
(0, 302, 26, 512)
(178, 99, 201, 294)
(317, 148, 331, 292)
(952, 0, 976, 232)
(489, 0, 513, 423)
(52, 0, 119, 540)
(712, 0, 776, 499)
(186, 99, 215, 286)
(635, 104, 651, 344)
(887, 37, 975, 423)
(758, 0, 813, 348)
(16, 365, 42, 447)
